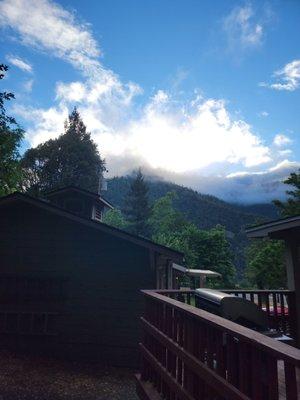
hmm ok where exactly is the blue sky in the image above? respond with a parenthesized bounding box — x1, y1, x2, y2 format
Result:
(0, 0, 299, 203)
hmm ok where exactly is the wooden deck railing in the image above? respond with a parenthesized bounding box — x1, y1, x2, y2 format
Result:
(222, 290, 297, 338)
(136, 290, 300, 400)
(161, 289, 297, 340)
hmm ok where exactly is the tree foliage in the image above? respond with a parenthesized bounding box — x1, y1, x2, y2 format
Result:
(0, 64, 24, 196)
(244, 172, 300, 290)
(104, 189, 236, 287)
(149, 192, 188, 238)
(105, 176, 279, 275)
(245, 239, 286, 289)
(123, 168, 151, 236)
(149, 192, 236, 288)
(273, 169, 300, 217)
(21, 108, 105, 195)
(102, 208, 128, 230)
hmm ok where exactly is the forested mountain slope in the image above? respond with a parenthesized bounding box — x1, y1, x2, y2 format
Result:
(105, 176, 279, 276)
(105, 176, 278, 233)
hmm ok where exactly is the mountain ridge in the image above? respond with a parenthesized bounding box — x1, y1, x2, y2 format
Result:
(105, 176, 279, 232)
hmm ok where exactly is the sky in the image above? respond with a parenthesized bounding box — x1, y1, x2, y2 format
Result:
(0, 0, 299, 203)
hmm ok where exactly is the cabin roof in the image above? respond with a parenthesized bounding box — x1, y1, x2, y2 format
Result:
(246, 214, 300, 239)
(45, 186, 114, 209)
(0, 192, 184, 261)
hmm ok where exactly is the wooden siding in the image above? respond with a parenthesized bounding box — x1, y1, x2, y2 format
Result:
(0, 200, 156, 366)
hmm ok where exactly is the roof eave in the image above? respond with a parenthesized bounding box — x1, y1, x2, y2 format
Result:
(246, 215, 300, 239)
(0, 193, 183, 261)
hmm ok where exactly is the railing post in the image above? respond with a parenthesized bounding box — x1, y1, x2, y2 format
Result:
(288, 291, 298, 342)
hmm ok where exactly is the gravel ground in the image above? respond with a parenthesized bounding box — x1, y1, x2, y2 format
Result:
(0, 351, 139, 400)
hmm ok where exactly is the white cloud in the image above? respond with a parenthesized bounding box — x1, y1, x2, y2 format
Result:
(16, 92, 271, 174)
(23, 79, 34, 92)
(0, 0, 99, 76)
(0, 0, 142, 113)
(259, 111, 269, 117)
(56, 82, 86, 103)
(223, 4, 264, 51)
(151, 90, 169, 105)
(1, 0, 271, 174)
(2, 0, 297, 204)
(143, 160, 300, 204)
(273, 134, 292, 147)
(6, 55, 32, 73)
(261, 60, 300, 91)
(268, 159, 299, 173)
(222, 160, 300, 203)
(122, 97, 270, 172)
(278, 149, 292, 156)
(227, 160, 298, 178)
(14, 104, 69, 147)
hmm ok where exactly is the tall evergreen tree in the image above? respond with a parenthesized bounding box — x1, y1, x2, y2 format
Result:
(0, 64, 24, 196)
(123, 168, 151, 236)
(21, 108, 105, 195)
(273, 169, 300, 217)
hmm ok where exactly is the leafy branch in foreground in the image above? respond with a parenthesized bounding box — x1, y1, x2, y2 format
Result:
(0, 64, 24, 196)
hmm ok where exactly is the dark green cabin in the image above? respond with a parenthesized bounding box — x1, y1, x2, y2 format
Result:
(0, 188, 183, 366)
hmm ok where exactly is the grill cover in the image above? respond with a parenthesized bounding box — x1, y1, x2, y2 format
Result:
(195, 289, 268, 331)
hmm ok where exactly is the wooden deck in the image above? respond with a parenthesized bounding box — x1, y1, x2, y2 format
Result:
(137, 290, 300, 400)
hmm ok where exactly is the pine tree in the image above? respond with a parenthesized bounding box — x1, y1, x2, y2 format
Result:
(123, 168, 151, 236)
(21, 107, 105, 195)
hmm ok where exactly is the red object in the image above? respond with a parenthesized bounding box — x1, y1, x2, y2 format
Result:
(262, 306, 289, 316)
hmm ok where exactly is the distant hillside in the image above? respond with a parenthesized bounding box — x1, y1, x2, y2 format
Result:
(105, 176, 279, 277)
(235, 203, 279, 221)
(105, 176, 278, 232)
